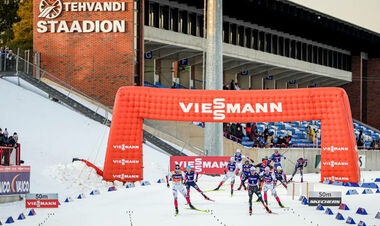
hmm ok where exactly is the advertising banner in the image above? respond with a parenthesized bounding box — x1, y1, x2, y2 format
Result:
(170, 156, 230, 174)
(0, 166, 30, 195)
(26, 193, 59, 208)
(308, 191, 342, 206)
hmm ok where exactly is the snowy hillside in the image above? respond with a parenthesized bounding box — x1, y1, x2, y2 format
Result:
(0, 78, 379, 226)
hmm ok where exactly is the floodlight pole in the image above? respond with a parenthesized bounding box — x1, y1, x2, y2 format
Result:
(204, 0, 223, 156)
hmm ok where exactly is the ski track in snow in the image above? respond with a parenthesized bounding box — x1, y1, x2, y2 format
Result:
(1, 78, 380, 226)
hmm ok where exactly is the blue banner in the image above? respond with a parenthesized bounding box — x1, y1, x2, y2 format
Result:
(0, 166, 30, 195)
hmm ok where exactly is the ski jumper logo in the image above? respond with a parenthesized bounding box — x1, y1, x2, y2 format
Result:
(39, 0, 63, 19)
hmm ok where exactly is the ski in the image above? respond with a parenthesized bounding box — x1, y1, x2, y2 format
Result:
(184, 207, 209, 213)
(204, 189, 226, 193)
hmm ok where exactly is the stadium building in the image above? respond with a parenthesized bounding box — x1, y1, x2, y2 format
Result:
(33, 0, 380, 130)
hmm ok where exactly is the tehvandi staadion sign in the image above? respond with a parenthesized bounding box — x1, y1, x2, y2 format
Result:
(37, 0, 128, 33)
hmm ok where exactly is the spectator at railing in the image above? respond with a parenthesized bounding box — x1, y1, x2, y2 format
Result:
(223, 84, 229, 90)
(0, 128, 3, 139)
(306, 125, 312, 142)
(1, 130, 11, 165)
(230, 80, 236, 90)
(357, 130, 365, 147)
(234, 126, 244, 143)
(245, 123, 252, 138)
(223, 123, 232, 139)
(276, 135, 287, 147)
(7, 49, 15, 70)
(265, 132, 274, 147)
(370, 139, 379, 148)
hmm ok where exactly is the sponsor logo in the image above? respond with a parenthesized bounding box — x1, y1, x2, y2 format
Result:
(113, 159, 140, 165)
(112, 174, 140, 180)
(322, 146, 348, 152)
(170, 156, 231, 174)
(37, 0, 128, 33)
(26, 200, 58, 208)
(322, 161, 349, 168)
(113, 144, 139, 151)
(0, 174, 29, 194)
(308, 199, 341, 205)
(323, 176, 349, 181)
(179, 98, 282, 120)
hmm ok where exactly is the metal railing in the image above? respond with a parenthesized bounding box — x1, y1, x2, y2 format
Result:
(0, 145, 21, 166)
(14, 54, 113, 115)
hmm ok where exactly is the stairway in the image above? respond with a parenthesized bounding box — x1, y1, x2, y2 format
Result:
(0, 57, 188, 156)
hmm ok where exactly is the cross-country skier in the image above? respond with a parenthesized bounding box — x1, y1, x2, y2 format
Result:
(274, 166, 288, 188)
(269, 150, 286, 168)
(237, 159, 254, 191)
(247, 167, 272, 215)
(260, 167, 285, 208)
(214, 157, 237, 196)
(288, 158, 308, 183)
(184, 165, 212, 201)
(166, 164, 196, 215)
(234, 149, 254, 175)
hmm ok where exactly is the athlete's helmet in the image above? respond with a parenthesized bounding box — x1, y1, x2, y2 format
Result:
(236, 149, 241, 155)
(265, 166, 270, 172)
(175, 164, 180, 171)
(186, 165, 192, 171)
(244, 160, 250, 165)
(275, 150, 279, 154)
(230, 157, 235, 162)
(250, 167, 256, 173)
(262, 160, 268, 165)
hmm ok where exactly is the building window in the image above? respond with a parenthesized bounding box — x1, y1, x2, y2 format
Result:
(285, 39, 290, 57)
(272, 35, 278, 54)
(238, 26, 245, 47)
(170, 8, 179, 32)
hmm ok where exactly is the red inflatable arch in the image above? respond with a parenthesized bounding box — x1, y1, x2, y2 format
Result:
(103, 87, 360, 183)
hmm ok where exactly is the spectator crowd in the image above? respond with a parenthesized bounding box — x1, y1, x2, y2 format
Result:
(0, 46, 16, 71)
(0, 127, 19, 165)
(223, 122, 293, 148)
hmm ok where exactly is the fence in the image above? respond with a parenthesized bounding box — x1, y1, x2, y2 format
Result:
(0, 145, 21, 166)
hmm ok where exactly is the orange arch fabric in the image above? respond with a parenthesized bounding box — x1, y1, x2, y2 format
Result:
(103, 87, 360, 183)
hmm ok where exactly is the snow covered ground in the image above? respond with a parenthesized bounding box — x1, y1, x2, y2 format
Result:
(0, 78, 380, 226)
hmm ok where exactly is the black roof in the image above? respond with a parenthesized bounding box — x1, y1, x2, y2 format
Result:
(170, 0, 380, 57)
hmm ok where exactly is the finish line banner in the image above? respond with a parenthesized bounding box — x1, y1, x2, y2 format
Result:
(0, 166, 30, 195)
(170, 156, 230, 174)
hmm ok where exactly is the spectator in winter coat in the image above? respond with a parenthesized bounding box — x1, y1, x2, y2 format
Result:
(357, 131, 365, 147)
(306, 126, 312, 142)
(0, 128, 3, 140)
(1, 130, 10, 146)
(1, 131, 11, 165)
(230, 80, 236, 90)
(234, 127, 244, 143)
(230, 123, 237, 137)
(263, 127, 269, 142)
(245, 123, 252, 138)
(223, 123, 232, 138)
(8, 132, 18, 148)
(276, 135, 287, 146)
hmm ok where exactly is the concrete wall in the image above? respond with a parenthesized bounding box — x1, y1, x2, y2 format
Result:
(359, 150, 380, 171)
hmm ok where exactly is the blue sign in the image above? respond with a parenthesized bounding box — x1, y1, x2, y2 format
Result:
(0, 166, 30, 195)
(289, 80, 297, 84)
(240, 70, 249, 76)
(144, 51, 153, 59)
(266, 75, 273, 80)
(179, 59, 188, 66)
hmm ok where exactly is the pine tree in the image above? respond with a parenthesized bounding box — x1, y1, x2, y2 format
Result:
(8, 0, 32, 50)
(0, 0, 20, 46)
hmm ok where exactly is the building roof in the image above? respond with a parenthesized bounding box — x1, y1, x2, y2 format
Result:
(170, 0, 380, 57)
